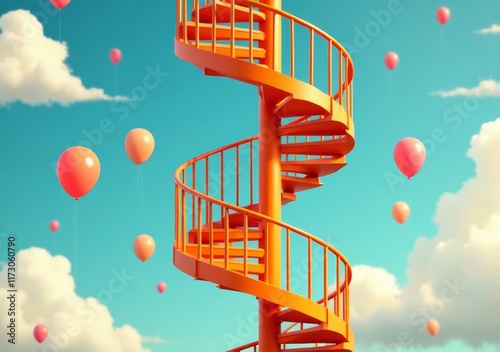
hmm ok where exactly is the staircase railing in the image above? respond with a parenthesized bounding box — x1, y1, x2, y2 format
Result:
(176, 0, 354, 117)
(173, 136, 352, 320)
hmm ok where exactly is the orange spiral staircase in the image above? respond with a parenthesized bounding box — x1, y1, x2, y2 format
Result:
(173, 1, 355, 351)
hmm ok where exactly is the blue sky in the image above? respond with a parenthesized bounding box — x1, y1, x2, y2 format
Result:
(1, 0, 500, 351)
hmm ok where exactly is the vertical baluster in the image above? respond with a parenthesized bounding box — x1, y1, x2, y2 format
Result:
(308, 238, 312, 299)
(290, 19, 295, 78)
(344, 53, 348, 114)
(192, 164, 196, 227)
(327, 41, 332, 96)
(205, 156, 209, 221)
(236, 145, 239, 206)
(220, 150, 224, 220)
(176, 0, 181, 38)
(212, 0, 217, 52)
(243, 213, 248, 276)
(230, 0, 235, 57)
(286, 229, 290, 291)
(224, 208, 229, 269)
(249, 7, 254, 62)
(265, 221, 269, 283)
(175, 184, 179, 246)
(181, 189, 186, 252)
(338, 50, 342, 106)
(197, 198, 202, 258)
(195, 0, 200, 47)
(345, 264, 349, 322)
(309, 29, 314, 85)
(209, 202, 214, 264)
(323, 247, 328, 308)
(249, 141, 254, 204)
(335, 255, 340, 315)
(183, 0, 188, 42)
(350, 77, 353, 118)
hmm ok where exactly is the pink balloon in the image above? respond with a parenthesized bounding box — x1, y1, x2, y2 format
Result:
(49, 220, 59, 232)
(110, 49, 122, 64)
(436, 7, 450, 25)
(394, 137, 426, 179)
(50, 0, 71, 10)
(157, 282, 167, 293)
(384, 52, 399, 70)
(33, 324, 48, 343)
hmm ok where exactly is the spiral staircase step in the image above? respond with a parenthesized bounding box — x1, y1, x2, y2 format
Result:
(188, 227, 263, 243)
(278, 325, 346, 344)
(192, 1, 266, 24)
(279, 341, 354, 352)
(281, 175, 322, 193)
(184, 243, 265, 258)
(278, 118, 347, 136)
(281, 157, 346, 177)
(192, 41, 266, 59)
(178, 21, 265, 41)
(281, 138, 351, 156)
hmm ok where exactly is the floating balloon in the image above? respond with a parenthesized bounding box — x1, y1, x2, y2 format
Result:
(56, 146, 100, 200)
(157, 282, 167, 293)
(33, 324, 48, 343)
(384, 52, 399, 70)
(110, 49, 122, 64)
(427, 319, 440, 336)
(394, 137, 426, 179)
(436, 7, 450, 25)
(50, 0, 71, 10)
(125, 128, 155, 165)
(49, 220, 59, 232)
(392, 202, 410, 224)
(134, 234, 155, 262)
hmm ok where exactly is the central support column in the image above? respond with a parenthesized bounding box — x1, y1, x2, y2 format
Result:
(258, 0, 282, 351)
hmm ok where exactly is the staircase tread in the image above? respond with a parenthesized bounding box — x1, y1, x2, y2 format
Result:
(193, 1, 266, 23)
(179, 21, 265, 40)
(184, 243, 265, 258)
(192, 42, 266, 58)
(277, 307, 323, 324)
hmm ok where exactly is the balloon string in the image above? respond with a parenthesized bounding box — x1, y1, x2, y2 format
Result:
(408, 180, 412, 238)
(440, 27, 444, 59)
(115, 65, 118, 95)
(388, 71, 392, 100)
(58, 11, 61, 42)
(141, 264, 145, 323)
(74, 200, 78, 282)
(140, 166, 144, 225)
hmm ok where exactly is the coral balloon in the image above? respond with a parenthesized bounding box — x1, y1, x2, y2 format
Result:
(134, 234, 155, 262)
(56, 147, 100, 200)
(392, 202, 410, 224)
(33, 324, 48, 343)
(125, 128, 155, 165)
(436, 7, 450, 25)
(394, 137, 426, 179)
(427, 319, 440, 336)
(384, 52, 399, 70)
(157, 282, 167, 293)
(50, 0, 71, 10)
(49, 220, 59, 232)
(110, 49, 122, 64)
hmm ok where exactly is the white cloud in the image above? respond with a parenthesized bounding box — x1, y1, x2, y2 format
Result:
(350, 118, 500, 350)
(431, 80, 500, 97)
(0, 10, 126, 106)
(142, 336, 168, 344)
(0, 247, 154, 351)
(475, 24, 500, 34)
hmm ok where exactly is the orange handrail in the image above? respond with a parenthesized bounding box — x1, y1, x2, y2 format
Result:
(176, 0, 354, 117)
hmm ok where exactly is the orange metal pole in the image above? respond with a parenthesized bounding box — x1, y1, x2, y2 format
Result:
(258, 1, 282, 351)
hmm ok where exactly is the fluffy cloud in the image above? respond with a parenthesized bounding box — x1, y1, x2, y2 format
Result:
(475, 24, 500, 34)
(142, 336, 168, 344)
(0, 247, 152, 351)
(350, 118, 500, 350)
(0, 10, 125, 106)
(431, 80, 500, 97)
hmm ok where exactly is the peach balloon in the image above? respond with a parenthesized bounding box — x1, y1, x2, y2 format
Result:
(125, 128, 155, 165)
(427, 319, 440, 336)
(134, 234, 155, 262)
(392, 201, 410, 224)
(56, 146, 100, 200)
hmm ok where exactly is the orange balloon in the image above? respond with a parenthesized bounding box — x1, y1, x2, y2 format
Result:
(133, 234, 155, 262)
(56, 146, 100, 200)
(392, 201, 410, 224)
(427, 319, 439, 336)
(125, 128, 155, 165)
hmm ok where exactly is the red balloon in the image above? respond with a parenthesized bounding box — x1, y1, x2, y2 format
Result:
(50, 0, 71, 10)
(49, 220, 59, 232)
(394, 137, 426, 179)
(384, 52, 399, 70)
(110, 49, 122, 64)
(56, 146, 100, 200)
(157, 282, 167, 293)
(33, 324, 48, 343)
(436, 7, 450, 25)
(427, 319, 440, 336)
